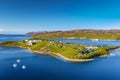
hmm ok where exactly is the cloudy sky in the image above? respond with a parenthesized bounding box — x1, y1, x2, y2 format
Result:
(0, 0, 120, 34)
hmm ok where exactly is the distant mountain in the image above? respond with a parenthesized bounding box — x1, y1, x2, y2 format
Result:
(26, 31, 62, 36)
(26, 29, 120, 40)
(0, 34, 5, 36)
(26, 29, 120, 36)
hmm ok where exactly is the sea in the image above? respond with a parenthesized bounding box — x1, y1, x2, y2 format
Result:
(1, 35, 120, 80)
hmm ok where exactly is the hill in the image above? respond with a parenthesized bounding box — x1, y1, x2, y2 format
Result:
(26, 29, 120, 40)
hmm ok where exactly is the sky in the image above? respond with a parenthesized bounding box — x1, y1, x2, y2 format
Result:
(0, 0, 120, 34)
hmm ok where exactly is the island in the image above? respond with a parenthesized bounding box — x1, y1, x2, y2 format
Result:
(0, 39, 117, 62)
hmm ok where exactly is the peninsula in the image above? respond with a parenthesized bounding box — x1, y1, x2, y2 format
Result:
(0, 39, 117, 62)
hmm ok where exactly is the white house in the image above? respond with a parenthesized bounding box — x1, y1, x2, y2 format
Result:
(27, 40, 42, 45)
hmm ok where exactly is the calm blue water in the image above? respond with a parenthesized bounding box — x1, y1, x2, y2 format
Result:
(0, 35, 31, 42)
(1, 35, 120, 80)
(51, 38, 120, 46)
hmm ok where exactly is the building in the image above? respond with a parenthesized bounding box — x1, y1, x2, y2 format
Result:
(27, 40, 42, 45)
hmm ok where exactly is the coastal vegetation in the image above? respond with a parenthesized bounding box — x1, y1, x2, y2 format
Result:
(0, 41, 28, 47)
(0, 40, 117, 61)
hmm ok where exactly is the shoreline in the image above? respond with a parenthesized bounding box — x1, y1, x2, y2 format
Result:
(0, 44, 119, 62)
(50, 52, 94, 62)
